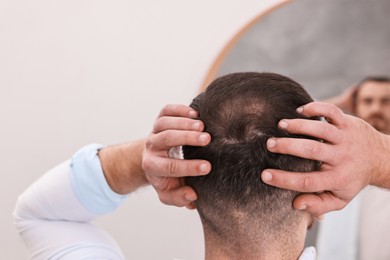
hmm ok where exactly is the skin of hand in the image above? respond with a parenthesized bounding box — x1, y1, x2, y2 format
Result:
(142, 104, 211, 209)
(260, 102, 390, 217)
(98, 105, 211, 209)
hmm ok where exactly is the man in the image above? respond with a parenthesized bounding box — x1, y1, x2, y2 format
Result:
(264, 77, 390, 260)
(14, 72, 318, 259)
(149, 100, 390, 221)
(352, 76, 390, 134)
(262, 77, 390, 259)
(182, 72, 320, 259)
(324, 76, 390, 133)
(357, 90, 390, 257)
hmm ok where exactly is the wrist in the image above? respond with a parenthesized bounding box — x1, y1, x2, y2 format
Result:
(370, 133, 390, 189)
(98, 139, 148, 194)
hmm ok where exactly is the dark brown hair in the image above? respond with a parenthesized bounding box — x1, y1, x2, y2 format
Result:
(183, 72, 320, 247)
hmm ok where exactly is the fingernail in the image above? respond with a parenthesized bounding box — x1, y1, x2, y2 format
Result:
(185, 193, 195, 202)
(192, 122, 201, 130)
(261, 171, 273, 182)
(189, 110, 197, 118)
(298, 203, 307, 210)
(296, 106, 304, 113)
(267, 138, 277, 148)
(279, 120, 289, 129)
(316, 215, 324, 221)
(199, 163, 209, 173)
(199, 133, 209, 143)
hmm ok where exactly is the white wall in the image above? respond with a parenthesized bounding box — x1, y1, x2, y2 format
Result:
(0, 1, 286, 258)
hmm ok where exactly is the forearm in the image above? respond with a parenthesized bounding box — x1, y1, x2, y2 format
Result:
(99, 138, 148, 194)
(322, 96, 351, 113)
(322, 87, 356, 114)
(13, 143, 143, 259)
(14, 141, 148, 222)
(14, 140, 148, 223)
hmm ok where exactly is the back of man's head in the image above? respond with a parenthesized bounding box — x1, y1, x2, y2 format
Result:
(183, 72, 319, 259)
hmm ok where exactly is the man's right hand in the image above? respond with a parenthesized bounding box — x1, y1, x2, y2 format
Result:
(142, 104, 211, 209)
(261, 102, 390, 217)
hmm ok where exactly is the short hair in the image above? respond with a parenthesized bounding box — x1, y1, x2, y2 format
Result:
(183, 72, 319, 250)
(357, 76, 390, 86)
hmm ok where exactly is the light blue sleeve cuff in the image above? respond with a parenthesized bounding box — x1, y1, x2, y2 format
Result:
(70, 144, 129, 215)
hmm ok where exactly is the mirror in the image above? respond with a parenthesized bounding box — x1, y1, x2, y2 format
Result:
(216, 0, 390, 259)
(219, 0, 390, 100)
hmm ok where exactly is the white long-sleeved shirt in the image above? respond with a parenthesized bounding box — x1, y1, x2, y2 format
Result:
(13, 144, 316, 260)
(13, 144, 127, 259)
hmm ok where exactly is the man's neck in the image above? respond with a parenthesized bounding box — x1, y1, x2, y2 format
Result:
(202, 226, 307, 260)
(204, 245, 301, 260)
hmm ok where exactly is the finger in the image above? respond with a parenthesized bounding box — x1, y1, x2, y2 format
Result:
(148, 130, 211, 150)
(293, 192, 348, 217)
(143, 156, 211, 178)
(158, 104, 198, 119)
(157, 186, 198, 207)
(153, 116, 204, 134)
(266, 137, 332, 162)
(261, 169, 332, 193)
(297, 102, 345, 126)
(277, 118, 341, 144)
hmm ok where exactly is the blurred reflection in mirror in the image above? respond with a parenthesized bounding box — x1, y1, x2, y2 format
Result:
(217, 0, 390, 259)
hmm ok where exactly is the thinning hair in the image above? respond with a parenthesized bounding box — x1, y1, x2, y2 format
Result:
(183, 72, 319, 253)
